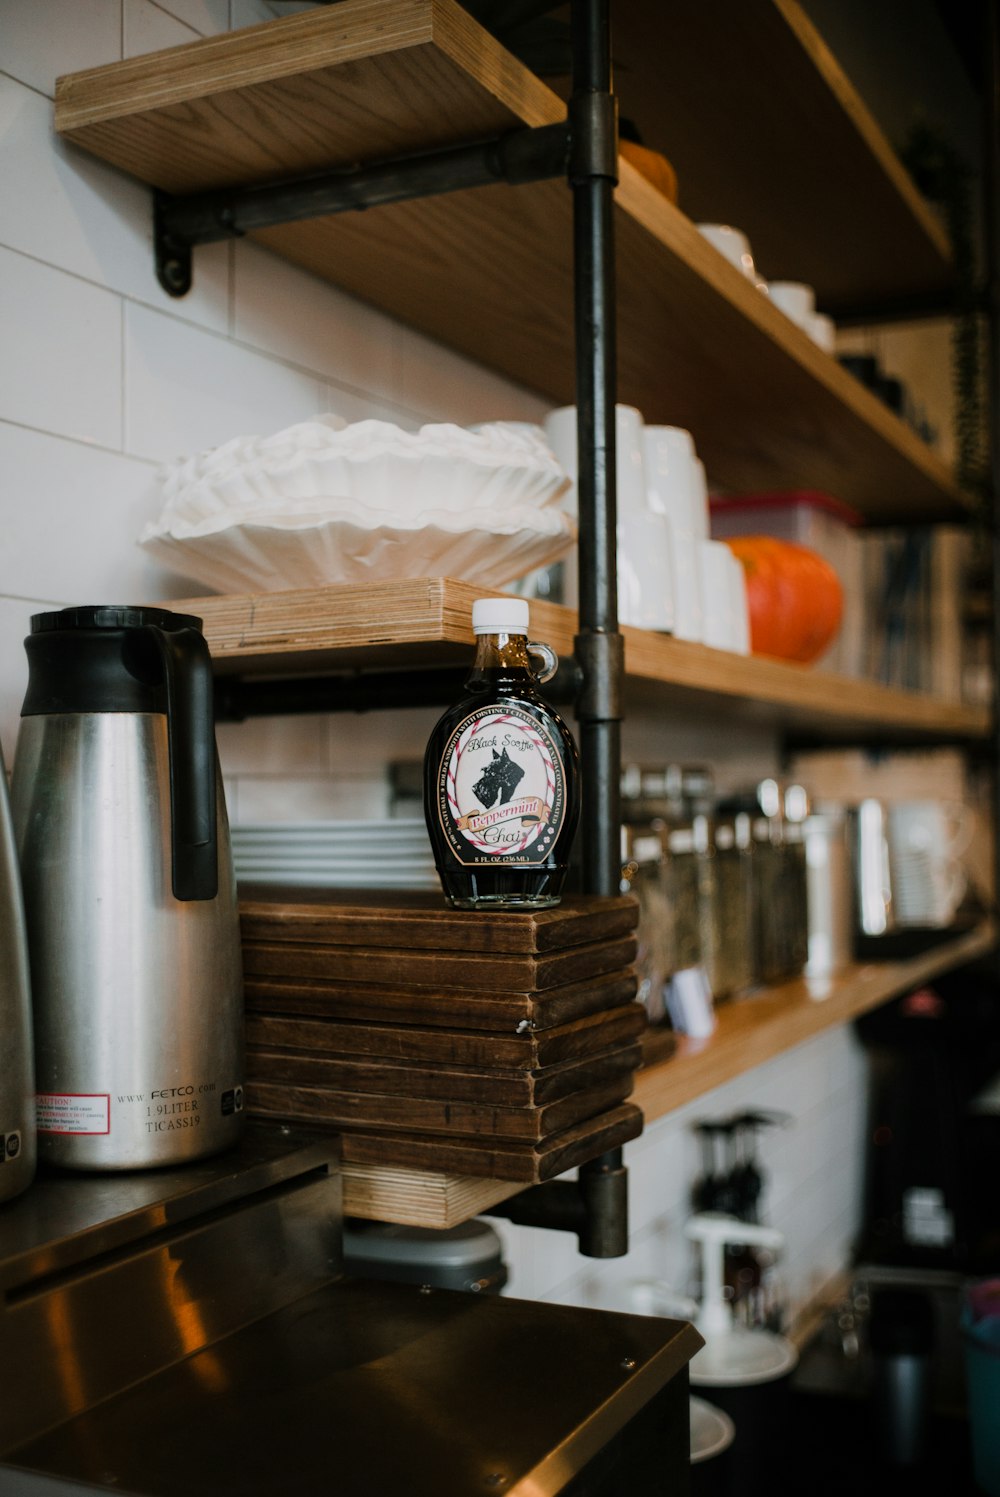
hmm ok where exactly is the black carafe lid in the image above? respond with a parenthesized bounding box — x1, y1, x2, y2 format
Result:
(22, 605, 218, 903)
(31, 604, 203, 632)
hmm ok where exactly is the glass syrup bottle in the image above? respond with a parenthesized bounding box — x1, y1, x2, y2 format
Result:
(424, 598, 580, 909)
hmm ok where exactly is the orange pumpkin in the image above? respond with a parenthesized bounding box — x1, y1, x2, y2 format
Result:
(724, 535, 843, 664)
(619, 139, 679, 203)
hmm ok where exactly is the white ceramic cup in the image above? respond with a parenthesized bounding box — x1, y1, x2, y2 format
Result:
(806, 312, 836, 353)
(690, 457, 710, 542)
(544, 404, 674, 631)
(725, 548, 751, 655)
(888, 800, 973, 926)
(804, 808, 853, 975)
(644, 425, 705, 642)
(696, 223, 757, 281)
(890, 800, 974, 859)
(768, 280, 816, 329)
(699, 539, 741, 651)
(890, 850, 967, 927)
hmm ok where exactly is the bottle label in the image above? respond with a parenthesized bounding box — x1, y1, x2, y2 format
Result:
(436, 705, 566, 865)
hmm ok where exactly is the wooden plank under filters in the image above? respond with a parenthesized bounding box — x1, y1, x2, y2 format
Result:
(239, 889, 639, 953)
(243, 969, 639, 1032)
(341, 1165, 521, 1229)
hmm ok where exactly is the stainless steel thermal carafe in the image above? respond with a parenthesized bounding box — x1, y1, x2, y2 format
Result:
(11, 605, 243, 1171)
(0, 739, 35, 1201)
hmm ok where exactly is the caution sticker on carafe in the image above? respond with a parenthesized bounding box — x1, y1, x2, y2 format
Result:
(37, 1093, 111, 1135)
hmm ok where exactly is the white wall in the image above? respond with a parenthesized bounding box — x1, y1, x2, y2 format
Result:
(1, 0, 868, 1319)
(495, 1024, 868, 1320)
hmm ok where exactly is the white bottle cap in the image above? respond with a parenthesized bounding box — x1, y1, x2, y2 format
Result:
(472, 598, 530, 635)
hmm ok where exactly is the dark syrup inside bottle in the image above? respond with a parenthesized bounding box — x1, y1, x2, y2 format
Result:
(424, 608, 580, 909)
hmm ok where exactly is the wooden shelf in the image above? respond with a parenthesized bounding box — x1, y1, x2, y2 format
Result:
(177, 577, 991, 743)
(607, 0, 953, 317)
(635, 922, 997, 1124)
(303, 921, 1000, 1226)
(341, 1161, 521, 1229)
(55, 0, 968, 521)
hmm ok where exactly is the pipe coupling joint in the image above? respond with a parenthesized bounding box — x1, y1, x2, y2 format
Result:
(568, 92, 619, 185)
(574, 630, 624, 723)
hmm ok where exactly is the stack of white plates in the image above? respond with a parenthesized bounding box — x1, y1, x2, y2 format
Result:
(231, 819, 439, 891)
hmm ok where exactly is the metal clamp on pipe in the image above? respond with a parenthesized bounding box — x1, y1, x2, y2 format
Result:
(485, 1148, 628, 1258)
(568, 91, 619, 186)
(574, 629, 624, 725)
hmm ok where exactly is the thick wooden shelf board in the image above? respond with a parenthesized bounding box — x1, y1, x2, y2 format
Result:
(635, 922, 997, 1124)
(607, 0, 953, 316)
(53, 0, 559, 192)
(341, 1162, 520, 1228)
(177, 578, 991, 742)
(54, 1, 968, 520)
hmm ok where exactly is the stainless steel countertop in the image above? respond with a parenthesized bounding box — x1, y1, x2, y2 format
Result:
(5, 1275, 699, 1496)
(0, 1123, 700, 1497)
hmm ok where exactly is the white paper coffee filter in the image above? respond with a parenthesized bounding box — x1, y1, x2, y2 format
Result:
(142, 416, 574, 592)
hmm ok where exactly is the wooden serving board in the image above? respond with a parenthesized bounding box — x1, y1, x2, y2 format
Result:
(244, 969, 639, 1033)
(246, 1073, 635, 1142)
(241, 933, 638, 992)
(239, 889, 638, 954)
(244, 1002, 647, 1070)
(246, 1040, 643, 1107)
(335, 1103, 645, 1182)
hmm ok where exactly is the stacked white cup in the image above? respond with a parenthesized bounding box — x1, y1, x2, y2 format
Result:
(543, 405, 675, 632)
(542, 407, 749, 652)
(644, 425, 705, 642)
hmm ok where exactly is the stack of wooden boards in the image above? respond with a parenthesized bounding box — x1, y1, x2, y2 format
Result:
(240, 889, 646, 1182)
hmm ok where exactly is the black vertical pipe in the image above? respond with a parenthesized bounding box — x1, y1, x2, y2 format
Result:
(568, 0, 629, 1257)
(570, 0, 623, 900)
(986, 0, 1000, 950)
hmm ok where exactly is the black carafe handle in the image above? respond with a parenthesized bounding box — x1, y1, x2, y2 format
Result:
(146, 625, 218, 901)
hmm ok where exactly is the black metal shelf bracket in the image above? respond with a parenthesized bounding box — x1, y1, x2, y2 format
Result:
(153, 120, 572, 297)
(213, 655, 584, 721)
(485, 1148, 628, 1258)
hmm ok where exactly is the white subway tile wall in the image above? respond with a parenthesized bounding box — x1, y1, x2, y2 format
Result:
(3, 0, 123, 96)
(1, 3, 868, 1313)
(0, 247, 123, 449)
(123, 0, 204, 56)
(0, 75, 232, 332)
(494, 1026, 868, 1316)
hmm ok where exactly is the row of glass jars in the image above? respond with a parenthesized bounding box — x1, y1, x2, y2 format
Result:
(620, 765, 809, 1024)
